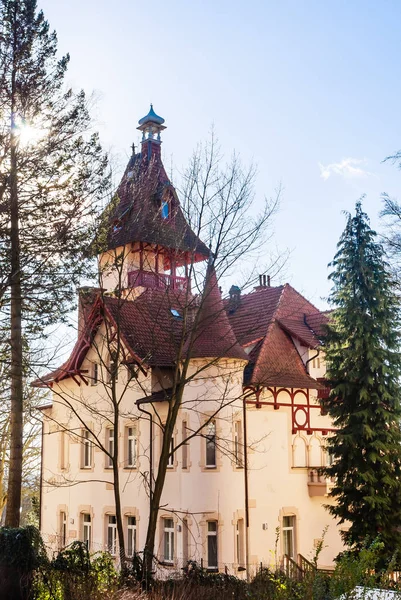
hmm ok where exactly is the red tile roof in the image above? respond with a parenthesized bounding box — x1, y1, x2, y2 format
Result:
(227, 284, 325, 389)
(184, 266, 248, 361)
(35, 281, 327, 392)
(251, 322, 322, 389)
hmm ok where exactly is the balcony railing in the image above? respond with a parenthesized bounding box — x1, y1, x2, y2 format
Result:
(127, 270, 189, 292)
(307, 469, 334, 497)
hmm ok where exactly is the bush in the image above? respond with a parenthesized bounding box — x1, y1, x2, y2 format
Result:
(0, 526, 46, 600)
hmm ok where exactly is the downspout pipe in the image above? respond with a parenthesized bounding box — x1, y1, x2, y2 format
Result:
(305, 349, 320, 374)
(242, 393, 250, 581)
(136, 401, 153, 511)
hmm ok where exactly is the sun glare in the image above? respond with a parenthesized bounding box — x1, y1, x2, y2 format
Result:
(15, 118, 47, 148)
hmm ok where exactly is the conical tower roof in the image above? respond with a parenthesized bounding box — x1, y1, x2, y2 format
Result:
(106, 109, 209, 261)
(187, 265, 248, 360)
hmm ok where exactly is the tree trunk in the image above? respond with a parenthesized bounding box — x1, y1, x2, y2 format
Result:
(6, 62, 23, 527)
(142, 395, 181, 584)
(112, 412, 126, 570)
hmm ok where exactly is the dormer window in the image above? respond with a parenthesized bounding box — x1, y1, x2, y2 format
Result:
(161, 199, 169, 219)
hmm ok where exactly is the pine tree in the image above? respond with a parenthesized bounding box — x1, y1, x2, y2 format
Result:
(0, 0, 109, 525)
(323, 201, 401, 559)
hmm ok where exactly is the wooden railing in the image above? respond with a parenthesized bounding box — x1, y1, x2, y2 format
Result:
(127, 270, 189, 291)
(283, 554, 333, 581)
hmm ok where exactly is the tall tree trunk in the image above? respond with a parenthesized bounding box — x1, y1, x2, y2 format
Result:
(6, 57, 23, 527)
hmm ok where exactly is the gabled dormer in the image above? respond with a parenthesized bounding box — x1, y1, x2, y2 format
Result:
(100, 106, 209, 294)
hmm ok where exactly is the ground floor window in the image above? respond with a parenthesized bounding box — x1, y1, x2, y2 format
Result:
(163, 518, 174, 563)
(107, 515, 117, 556)
(283, 515, 296, 559)
(59, 511, 67, 548)
(236, 519, 244, 567)
(127, 516, 137, 557)
(207, 521, 218, 570)
(82, 513, 91, 550)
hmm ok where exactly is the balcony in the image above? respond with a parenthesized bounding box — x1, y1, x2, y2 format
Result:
(307, 469, 333, 497)
(127, 269, 189, 292)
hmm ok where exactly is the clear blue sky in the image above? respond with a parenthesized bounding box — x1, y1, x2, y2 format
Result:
(39, 0, 401, 309)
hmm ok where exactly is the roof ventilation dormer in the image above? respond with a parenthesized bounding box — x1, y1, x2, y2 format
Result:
(228, 285, 241, 313)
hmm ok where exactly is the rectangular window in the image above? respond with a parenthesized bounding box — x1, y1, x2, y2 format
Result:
(107, 515, 117, 556)
(108, 353, 118, 383)
(207, 521, 218, 570)
(127, 516, 137, 557)
(107, 429, 114, 468)
(163, 518, 174, 563)
(82, 513, 91, 550)
(283, 516, 296, 559)
(182, 421, 188, 469)
(234, 421, 243, 467)
(60, 511, 67, 548)
(82, 430, 93, 468)
(236, 519, 244, 567)
(127, 425, 137, 467)
(206, 421, 216, 467)
(60, 430, 67, 470)
(167, 437, 174, 468)
(91, 363, 98, 386)
(183, 518, 189, 565)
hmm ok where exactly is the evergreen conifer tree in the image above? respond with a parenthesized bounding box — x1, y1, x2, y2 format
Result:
(323, 201, 401, 559)
(0, 0, 109, 525)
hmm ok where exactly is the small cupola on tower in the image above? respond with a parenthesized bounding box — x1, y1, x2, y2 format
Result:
(137, 104, 166, 161)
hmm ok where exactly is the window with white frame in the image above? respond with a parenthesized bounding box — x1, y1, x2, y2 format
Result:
(167, 437, 174, 468)
(60, 430, 68, 470)
(236, 519, 244, 567)
(283, 515, 296, 559)
(107, 515, 117, 556)
(91, 363, 98, 386)
(206, 421, 216, 467)
(127, 516, 137, 557)
(234, 421, 243, 467)
(82, 430, 93, 468)
(127, 425, 138, 467)
(82, 513, 92, 549)
(107, 428, 114, 468)
(182, 421, 188, 469)
(207, 521, 218, 570)
(163, 518, 174, 563)
(59, 511, 67, 548)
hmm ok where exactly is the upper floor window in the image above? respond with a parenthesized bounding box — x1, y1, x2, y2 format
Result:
(234, 421, 243, 467)
(91, 363, 98, 386)
(82, 430, 93, 469)
(167, 437, 174, 468)
(107, 429, 114, 468)
(161, 199, 169, 219)
(127, 425, 138, 468)
(108, 352, 118, 383)
(206, 421, 216, 468)
(182, 421, 188, 470)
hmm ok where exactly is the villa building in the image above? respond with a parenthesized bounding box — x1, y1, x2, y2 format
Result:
(37, 106, 343, 575)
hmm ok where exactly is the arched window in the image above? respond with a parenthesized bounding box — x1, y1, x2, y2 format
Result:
(293, 436, 307, 467)
(309, 436, 322, 467)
